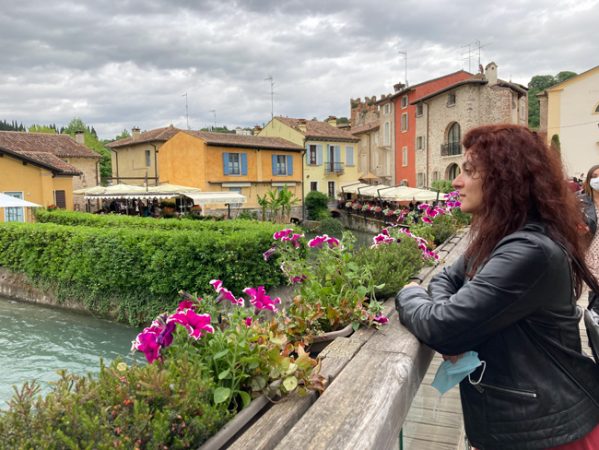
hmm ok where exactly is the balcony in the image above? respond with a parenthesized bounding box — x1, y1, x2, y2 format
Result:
(441, 142, 462, 156)
(324, 161, 345, 175)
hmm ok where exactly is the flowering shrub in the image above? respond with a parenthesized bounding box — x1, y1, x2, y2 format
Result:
(131, 284, 323, 411)
(264, 230, 387, 341)
(410, 192, 468, 246)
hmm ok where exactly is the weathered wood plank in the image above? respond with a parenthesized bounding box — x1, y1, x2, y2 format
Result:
(403, 436, 459, 450)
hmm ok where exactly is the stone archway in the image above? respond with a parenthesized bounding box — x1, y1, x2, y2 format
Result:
(446, 163, 460, 181)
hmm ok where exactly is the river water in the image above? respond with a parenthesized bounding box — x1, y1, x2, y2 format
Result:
(0, 296, 140, 409)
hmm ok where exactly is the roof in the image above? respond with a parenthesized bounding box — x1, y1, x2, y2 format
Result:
(184, 130, 303, 151)
(386, 70, 474, 101)
(106, 125, 182, 148)
(410, 78, 488, 104)
(0, 131, 100, 159)
(275, 117, 359, 142)
(544, 65, 599, 93)
(351, 122, 380, 135)
(0, 147, 81, 175)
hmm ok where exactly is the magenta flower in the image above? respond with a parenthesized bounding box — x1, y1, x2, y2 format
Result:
(132, 330, 162, 363)
(243, 286, 281, 312)
(422, 216, 432, 224)
(281, 233, 304, 248)
(273, 228, 293, 240)
(244, 317, 253, 327)
(308, 235, 328, 248)
(290, 274, 307, 284)
(374, 315, 389, 325)
(177, 299, 196, 311)
(168, 310, 214, 340)
(263, 246, 277, 261)
(210, 279, 244, 305)
(210, 279, 223, 292)
(372, 233, 395, 246)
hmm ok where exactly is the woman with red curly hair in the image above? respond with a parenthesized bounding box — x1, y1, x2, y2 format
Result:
(396, 124, 599, 449)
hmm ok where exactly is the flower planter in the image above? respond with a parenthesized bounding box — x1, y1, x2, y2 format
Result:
(306, 323, 354, 355)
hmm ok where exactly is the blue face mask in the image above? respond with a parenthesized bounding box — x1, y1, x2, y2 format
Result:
(431, 351, 484, 395)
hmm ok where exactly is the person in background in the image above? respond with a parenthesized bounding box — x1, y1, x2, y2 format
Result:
(396, 125, 599, 449)
(579, 165, 599, 289)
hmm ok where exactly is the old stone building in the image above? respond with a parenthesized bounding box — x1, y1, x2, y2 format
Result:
(413, 62, 527, 187)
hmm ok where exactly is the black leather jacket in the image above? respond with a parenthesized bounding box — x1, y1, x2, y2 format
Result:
(578, 191, 597, 236)
(396, 223, 599, 449)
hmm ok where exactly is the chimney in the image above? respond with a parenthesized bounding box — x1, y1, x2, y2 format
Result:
(297, 119, 307, 133)
(394, 82, 405, 93)
(132, 127, 141, 138)
(326, 116, 337, 127)
(485, 62, 498, 86)
(74, 131, 85, 145)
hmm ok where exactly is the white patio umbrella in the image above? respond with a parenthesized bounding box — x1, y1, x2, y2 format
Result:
(0, 193, 41, 208)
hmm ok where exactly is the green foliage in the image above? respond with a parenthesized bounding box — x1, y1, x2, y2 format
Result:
(256, 187, 299, 222)
(114, 129, 131, 140)
(0, 119, 26, 131)
(236, 210, 258, 220)
(527, 71, 577, 128)
(0, 221, 286, 325)
(305, 191, 329, 220)
(354, 237, 424, 299)
(0, 356, 231, 448)
(315, 218, 343, 237)
(28, 124, 58, 134)
(430, 179, 453, 193)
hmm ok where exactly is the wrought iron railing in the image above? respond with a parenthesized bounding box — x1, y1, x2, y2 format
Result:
(324, 162, 345, 175)
(441, 142, 462, 156)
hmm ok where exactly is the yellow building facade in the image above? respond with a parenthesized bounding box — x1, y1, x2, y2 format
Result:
(157, 131, 304, 209)
(259, 117, 360, 198)
(0, 150, 78, 222)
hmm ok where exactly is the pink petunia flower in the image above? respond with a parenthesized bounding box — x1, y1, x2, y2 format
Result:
(132, 330, 162, 363)
(374, 315, 389, 325)
(273, 229, 294, 240)
(243, 286, 281, 312)
(263, 246, 277, 261)
(168, 310, 214, 340)
(210, 279, 244, 305)
(177, 299, 196, 311)
(244, 317, 253, 327)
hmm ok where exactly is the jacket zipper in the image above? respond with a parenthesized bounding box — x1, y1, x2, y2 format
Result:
(472, 382, 538, 398)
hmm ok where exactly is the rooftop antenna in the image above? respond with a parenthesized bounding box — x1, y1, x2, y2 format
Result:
(398, 51, 408, 86)
(182, 92, 190, 129)
(209, 109, 216, 131)
(265, 75, 274, 120)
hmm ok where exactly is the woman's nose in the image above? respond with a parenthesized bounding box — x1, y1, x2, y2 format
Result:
(452, 175, 463, 189)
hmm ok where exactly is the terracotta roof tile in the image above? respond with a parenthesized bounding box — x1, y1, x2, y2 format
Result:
(275, 117, 360, 142)
(0, 147, 81, 175)
(106, 126, 182, 148)
(185, 130, 303, 151)
(0, 131, 101, 158)
(351, 122, 380, 135)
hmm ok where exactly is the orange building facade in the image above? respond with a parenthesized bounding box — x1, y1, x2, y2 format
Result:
(391, 71, 472, 187)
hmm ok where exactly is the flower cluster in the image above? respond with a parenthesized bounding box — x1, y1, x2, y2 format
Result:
(371, 226, 439, 261)
(444, 191, 462, 210)
(308, 234, 341, 249)
(243, 285, 281, 312)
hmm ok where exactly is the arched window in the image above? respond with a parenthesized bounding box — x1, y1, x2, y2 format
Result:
(442, 122, 461, 156)
(447, 163, 460, 180)
(595, 103, 599, 113)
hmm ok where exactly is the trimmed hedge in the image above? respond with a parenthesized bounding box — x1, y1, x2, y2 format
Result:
(34, 210, 284, 235)
(0, 222, 285, 326)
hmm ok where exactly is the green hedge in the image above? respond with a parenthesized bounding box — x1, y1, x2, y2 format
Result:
(0, 222, 284, 326)
(34, 210, 284, 235)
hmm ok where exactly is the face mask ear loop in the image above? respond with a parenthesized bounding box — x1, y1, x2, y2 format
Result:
(467, 360, 486, 385)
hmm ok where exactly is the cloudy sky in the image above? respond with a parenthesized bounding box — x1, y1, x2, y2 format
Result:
(0, 0, 597, 139)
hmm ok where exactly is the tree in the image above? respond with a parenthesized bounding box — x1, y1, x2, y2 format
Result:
(28, 124, 57, 134)
(527, 72, 577, 128)
(114, 129, 131, 140)
(63, 118, 112, 183)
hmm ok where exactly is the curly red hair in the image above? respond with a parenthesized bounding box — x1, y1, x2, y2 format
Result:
(463, 124, 588, 295)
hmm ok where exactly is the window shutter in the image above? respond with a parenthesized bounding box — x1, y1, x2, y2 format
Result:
(287, 155, 293, 175)
(334, 145, 341, 163)
(241, 153, 248, 175)
(316, 145, 323, 165)
(346, 146, 354, 166)
(223, 153, 230, 175)
(272, 154, 277, 175)
(305, 145, 310, 163)
(55, 190, 66, 209)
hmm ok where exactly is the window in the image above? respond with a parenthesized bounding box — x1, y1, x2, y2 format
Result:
(345, 146, 354, 166)
(272, 155, 292, 175)
(416, 136, 424, 150)
(328, 181, 335, 199)
(595, 104, 599, 113)
(447, 93, 456, 106)
(145, 149, 151, 167)
(384, 103, 391, 114)
(3, 192, 24, 222)
(384, 122, 390, 145)
(400, 113, 408, 132)
(401, 95, 408, 108)
(416, 103, 423, 117)
(54, 190, 66, 209)
(402, 146, 408, 167)
(432, 171, 439, 182)
(448, 163, 461, 180)
(310, 182, 318, 192)
(417, 173, 425, 187)
(308, 145, 317, 165)
(223, 152, 248, 175)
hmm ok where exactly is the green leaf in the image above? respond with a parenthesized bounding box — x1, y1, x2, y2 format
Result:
(213, 387, 231, 404)
(218, 369, 231, 380)
(283, 376, 298, 392)
(352, 321, 360, 331)
(239, 390, 252, 408)
(213, 349, 229, 360)
(375, 283, 386, 290)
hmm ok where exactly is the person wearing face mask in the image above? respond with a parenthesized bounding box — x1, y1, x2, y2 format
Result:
(579, 165, 599, 281)
(396, 125, 599, 449)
